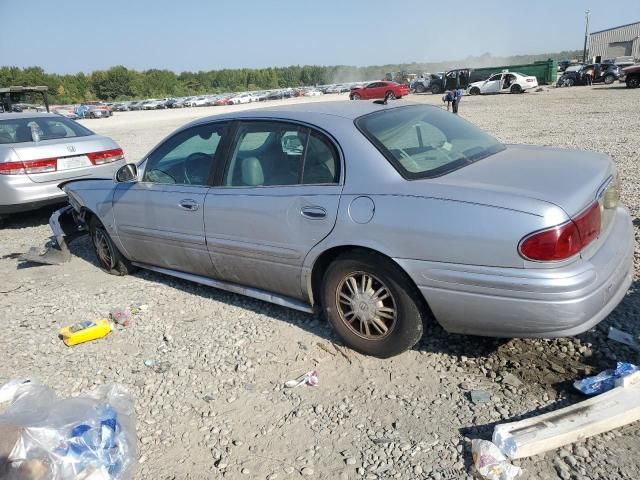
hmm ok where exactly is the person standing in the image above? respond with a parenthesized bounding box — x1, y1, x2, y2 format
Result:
(442, 88, 462, 114)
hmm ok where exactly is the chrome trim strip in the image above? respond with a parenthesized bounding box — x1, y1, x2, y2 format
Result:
(131, 262, 314, 314)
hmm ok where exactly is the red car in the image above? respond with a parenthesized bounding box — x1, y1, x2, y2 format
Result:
(349, 81, 409, 101)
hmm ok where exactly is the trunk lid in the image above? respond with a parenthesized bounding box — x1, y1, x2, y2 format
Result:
(435, 145, 614, 217)
(13, 135, 119, 183)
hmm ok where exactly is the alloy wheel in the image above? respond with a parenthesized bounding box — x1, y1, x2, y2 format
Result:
(335, 271, 397, 340)
(93, 228, 115, 270)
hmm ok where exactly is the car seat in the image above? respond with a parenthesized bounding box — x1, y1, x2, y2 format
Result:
(241, 157, 264, 186)
(14, 125, 33, 143)
(303, 137, 336, 184)
(48, 124, 68, 138)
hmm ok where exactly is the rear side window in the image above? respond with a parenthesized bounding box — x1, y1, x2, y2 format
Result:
(356, 105, 505, 179)
(0, 116, 93, 144)
(224, 121, 340, 187)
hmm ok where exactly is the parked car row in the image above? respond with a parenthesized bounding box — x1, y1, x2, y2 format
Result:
(109, 87, 330, 112)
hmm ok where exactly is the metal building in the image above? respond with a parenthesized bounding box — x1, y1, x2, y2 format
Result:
(589, 21, 640, 61)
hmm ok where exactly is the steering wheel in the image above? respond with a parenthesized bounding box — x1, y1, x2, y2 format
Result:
(183, 152, 211, 185)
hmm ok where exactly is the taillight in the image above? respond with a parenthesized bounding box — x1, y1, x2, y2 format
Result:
(519, 201, 601, 261)
(0, 158, 57, 175)
(87, 148, 124, 165)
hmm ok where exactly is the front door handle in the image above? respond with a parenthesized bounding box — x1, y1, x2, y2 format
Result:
(178, 199, 199, 211)
(301, 206, 326, 219)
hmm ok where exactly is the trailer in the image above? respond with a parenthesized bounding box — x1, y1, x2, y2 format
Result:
(0, 86, 50, 113)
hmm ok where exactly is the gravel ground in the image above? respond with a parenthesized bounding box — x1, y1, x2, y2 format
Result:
(1, 85, 639, 480)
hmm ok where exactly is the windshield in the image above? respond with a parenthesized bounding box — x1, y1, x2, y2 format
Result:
(0, 116, 93, 144)
(356, 105, 505, 179)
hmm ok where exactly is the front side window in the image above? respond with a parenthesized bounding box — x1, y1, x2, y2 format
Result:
(224, 121, 340, 187)
(356, 105, 505, 179)
(143, 122, 225, 186)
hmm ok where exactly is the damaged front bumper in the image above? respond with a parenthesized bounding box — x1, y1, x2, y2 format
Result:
(21, 205, 86, 265)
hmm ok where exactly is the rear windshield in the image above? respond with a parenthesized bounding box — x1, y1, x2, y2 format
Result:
(0, 116, 93, 144)
(355, 105, 505, 179)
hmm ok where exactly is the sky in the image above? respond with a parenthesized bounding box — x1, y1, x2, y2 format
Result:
(1, 0, 638, 73)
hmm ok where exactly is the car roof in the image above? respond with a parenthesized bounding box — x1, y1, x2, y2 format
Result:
(200, 100, 424, 122)
(0, 112, 59, 120)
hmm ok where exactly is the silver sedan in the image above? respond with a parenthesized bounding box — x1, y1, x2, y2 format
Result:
(0, 112, 125, 224)
(52, 102, 633, 357)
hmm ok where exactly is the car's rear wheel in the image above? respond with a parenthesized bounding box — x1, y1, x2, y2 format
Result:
(415, 83, 426, 93)
(321, 251, 424, 358)
(510, 84, 523, 93)
(351, 93, 361, 100)
(431, 84, 442, 94)
(626, 76, 639, 88)
(603, 74, 615, 85)
(385, 91, 396, 100)
(469, 87, 481, 95)
(89, 217, 136, 276)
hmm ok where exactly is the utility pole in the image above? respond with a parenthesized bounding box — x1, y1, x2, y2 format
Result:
(583, 9, 591, 63)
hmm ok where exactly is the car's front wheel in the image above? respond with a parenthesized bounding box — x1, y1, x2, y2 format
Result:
(89, 217, 137, 276)
(415, 83, 426, 93)
(469, 87, 481, 95)
(431, 84, 442, 94)
(351, 93, 361, 100)
(321, 251, 424, 358)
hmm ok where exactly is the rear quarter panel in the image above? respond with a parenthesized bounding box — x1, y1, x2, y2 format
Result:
(306, 194, 555, 269)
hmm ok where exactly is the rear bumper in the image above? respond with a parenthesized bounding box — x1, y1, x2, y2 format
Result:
(396, 206, 634, 337)
(0, 160, 125, 215)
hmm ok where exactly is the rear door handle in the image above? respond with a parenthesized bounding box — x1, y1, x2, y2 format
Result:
(178, 199, 199, 211)
(301, 206, 327, 219)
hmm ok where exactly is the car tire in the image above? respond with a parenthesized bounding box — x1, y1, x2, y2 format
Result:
(603, 74, 615, 85)
(415, 83, 426, 93)
(625, 76, 639, 89)
(430, 84, 442, 94)
(510, 84, 523, 94)
(89, 217, 137, 276)
(351, 93, 361, 100)
(320, 251, 424, 358)
(566, 78, 575, 87)
(469, 87, 481, 95)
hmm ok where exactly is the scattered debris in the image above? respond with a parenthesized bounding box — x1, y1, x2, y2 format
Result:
(501, 373, 523, 387)
(493, 371, 640, 459)
(284, 370, 319, 388)
(110, 307, 133, 327)
(371, 437, 401, 445)
(143, 359, 170, 374)
(0, 378, 31, 403)
(316, 342, 337, 356)
(59, 319, 112, 346)
(0, 381, 136, 479)
(472, 439, 523, 480)
(0, 282, 23, 294)
(471, 390, 492, 404)
(574, 362, 639, 395)
(471, 439, 522, 480)
(608, 327, 640, 352)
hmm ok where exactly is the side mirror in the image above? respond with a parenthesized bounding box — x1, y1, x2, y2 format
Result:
(115, 163, 138, 183)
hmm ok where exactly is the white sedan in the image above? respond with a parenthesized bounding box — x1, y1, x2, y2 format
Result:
(468, 71, 538, 95)
(229, 93, 257, 104)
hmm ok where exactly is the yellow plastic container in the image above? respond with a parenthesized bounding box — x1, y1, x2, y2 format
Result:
(60, 319, 112, 346)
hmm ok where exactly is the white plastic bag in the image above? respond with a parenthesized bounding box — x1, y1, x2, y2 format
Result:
(472, 439, 523, 480)
(0, 381, 137, 480)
